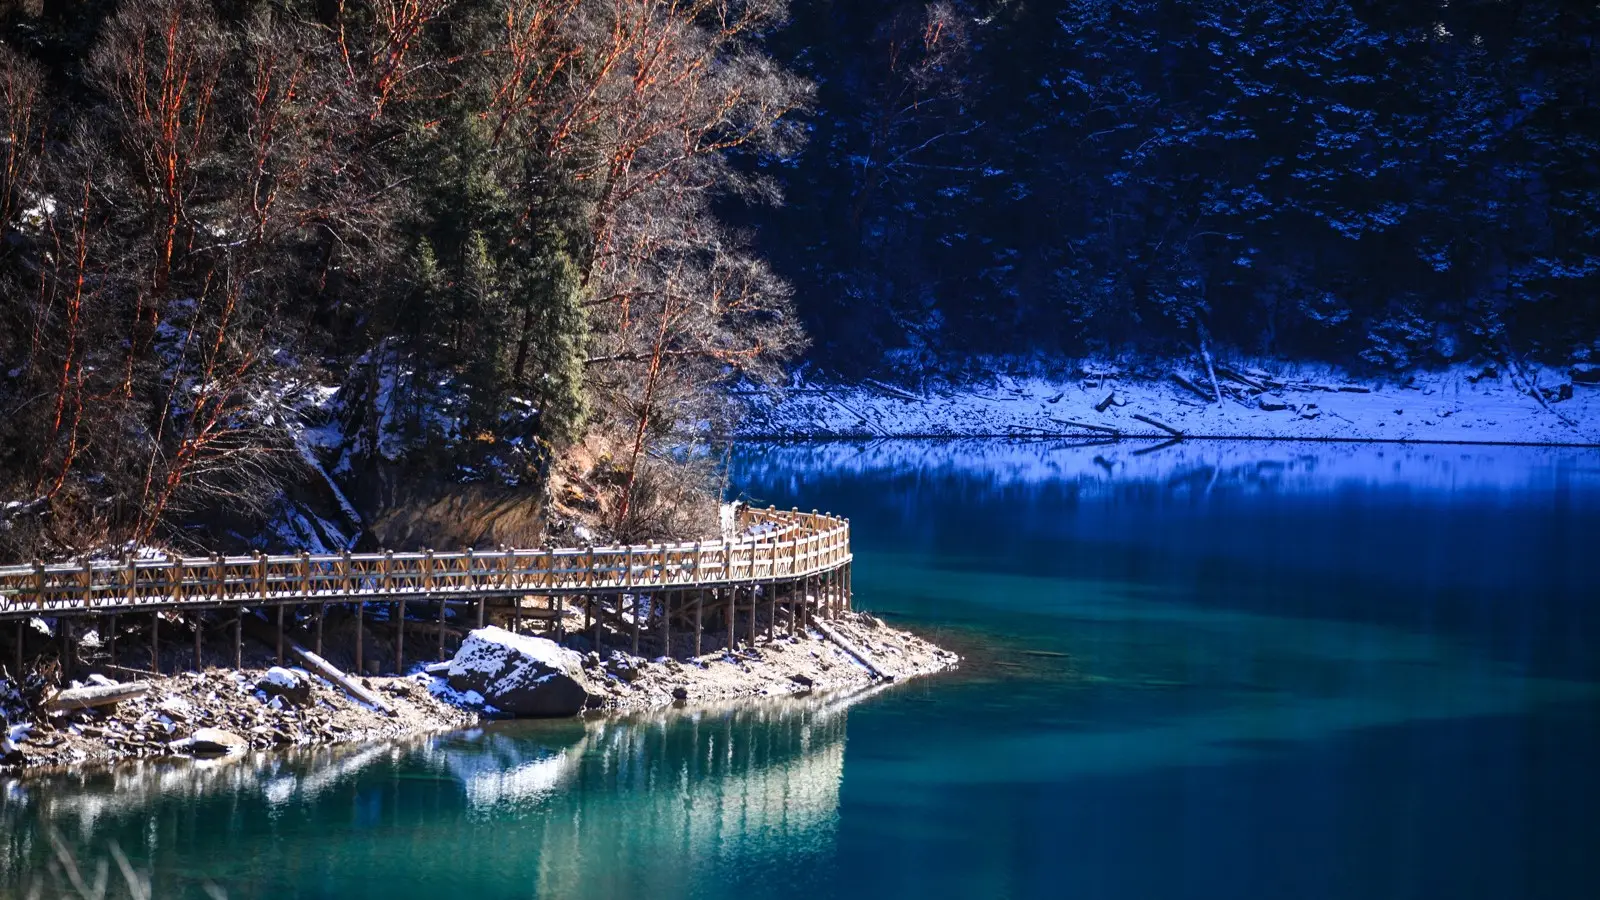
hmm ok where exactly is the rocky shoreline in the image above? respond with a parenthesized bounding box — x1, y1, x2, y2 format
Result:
(1, 613, 957, 773)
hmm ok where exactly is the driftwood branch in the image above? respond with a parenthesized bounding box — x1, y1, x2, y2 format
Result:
(812, 619, 892, 681)
(1170, 372, 1213, 402)
(240, 615, 394, 715)
(48, 681, 150, 711)
(1131, 413, 1184, 438)
(1051, 418, 1121, 435)
(294, 646, 396, 716)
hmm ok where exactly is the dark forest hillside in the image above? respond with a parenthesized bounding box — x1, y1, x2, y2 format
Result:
(754, 0, 1600, 376)
(2, 0, 1597, 556)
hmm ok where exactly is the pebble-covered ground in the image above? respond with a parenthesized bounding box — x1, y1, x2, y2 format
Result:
(3, 613, 957, 772)
(3, 668, 477, 771)
(580, 612, 960, 714)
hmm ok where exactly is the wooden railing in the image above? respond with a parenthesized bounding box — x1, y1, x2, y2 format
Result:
(0, 507, 851, 620)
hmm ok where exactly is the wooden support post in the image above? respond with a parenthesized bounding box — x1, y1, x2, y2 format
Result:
(584, 595, 592, 637)
(661, 591, 671, 658)
(800, 577, 810, 632)
(395, 600, 405, 674)
(423, 547, 435, 593)
(693, 591, 702, 657)
(193, 611, 203, 671)
(60, 618, 74, 677)
(355, 600, 364, 675)
(632, 593, 641, 657)
(749, 588, 757, 646)
(234, 608, 242, 670)
(725, 588, 734, 651)
(437, 592, 447, 662)
(513, 597, 522, 635)
(315, 603, 326, 657)
(108, 614, 118, 669)
(15, 619, 24, 676)
(592, 596, 603, 655)
(767, 582, 776, 642)
(555, 596, 564, 642)
(151, 611, 160, 675)
(477, 596, 485, 629)
(276, 605, 285, 666)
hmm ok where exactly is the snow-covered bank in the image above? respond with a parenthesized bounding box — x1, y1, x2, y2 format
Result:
(740, 362, 1600, 445)
(735, 439, 1600, 502)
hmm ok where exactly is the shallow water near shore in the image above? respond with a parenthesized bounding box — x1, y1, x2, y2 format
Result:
(5, 439, 1600, 899)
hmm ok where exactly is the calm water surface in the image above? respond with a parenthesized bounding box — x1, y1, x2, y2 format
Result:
(4, 440, 1598, 899)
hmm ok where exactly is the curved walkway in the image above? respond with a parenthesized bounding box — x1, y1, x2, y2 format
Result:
(0, 507, 852, 620)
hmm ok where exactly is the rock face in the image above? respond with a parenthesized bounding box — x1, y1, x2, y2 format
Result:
(446, 627, 598, 717)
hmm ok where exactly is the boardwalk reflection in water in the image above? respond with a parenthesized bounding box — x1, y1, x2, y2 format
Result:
(1, 689, 874, 899)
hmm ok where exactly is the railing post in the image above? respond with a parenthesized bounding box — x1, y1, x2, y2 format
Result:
(80, 557, 92, 611)
(125, 555, 137, 606)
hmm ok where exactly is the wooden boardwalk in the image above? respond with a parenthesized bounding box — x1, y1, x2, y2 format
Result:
(0, 507, 854, 676)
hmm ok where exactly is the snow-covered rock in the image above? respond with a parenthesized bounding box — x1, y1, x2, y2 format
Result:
(3, 720, 30, 755)
(176, 727, 248, 757)
(256, 667, 310, 706)
(445, 627, 597, 718)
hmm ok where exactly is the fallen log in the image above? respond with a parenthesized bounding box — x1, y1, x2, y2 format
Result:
(241, 615, 394, 716)
(1131, 413, 1184, 438)
(1050, 418, 1121, 435)
(1094, 391, 1118, 413)
(1215, 365, 1267, 392)
(48, 681, 150, 712)
(811, 620, 893, 681)
(1169, 372, 1213, 402)
(863, 378, 923, 402)
(293, 646, 396, 717)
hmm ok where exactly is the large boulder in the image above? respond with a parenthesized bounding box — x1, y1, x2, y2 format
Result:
(256, 667, 311, 706)
(181, 728, 248, 757)
(446, 627, 598, 717)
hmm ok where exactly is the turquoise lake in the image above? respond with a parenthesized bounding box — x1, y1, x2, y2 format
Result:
(3, 440, 1598, 899)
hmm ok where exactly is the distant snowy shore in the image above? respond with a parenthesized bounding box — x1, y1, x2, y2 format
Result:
(739, 361, 1600, 446)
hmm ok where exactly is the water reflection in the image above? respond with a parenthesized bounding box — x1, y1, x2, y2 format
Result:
(1, 689, 873, 899)
(5, 440, 1598, 900)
